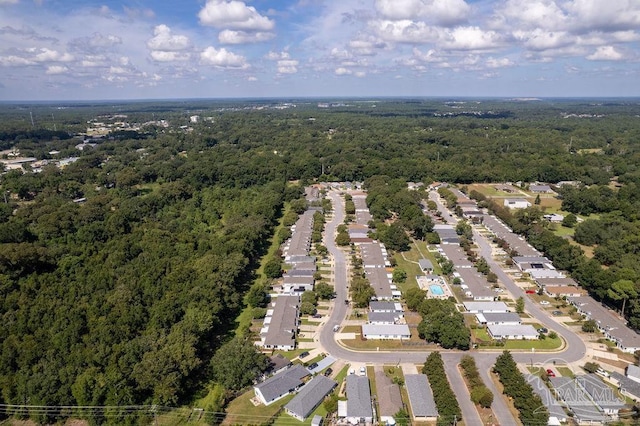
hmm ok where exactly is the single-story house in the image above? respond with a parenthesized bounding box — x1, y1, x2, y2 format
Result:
(405, 374, 438, 422)
(526, 375, 568, 425)
(504, 199, 531, 209)
(362, 324, 411, 340)
(338, 375, 373, 424)
(530, 184, 553, 193)
(375, 370, 403, 424)
(254, 364, 309, 405)
(282, 275, 315, 294)
(576, 374, 625, 417)
(543, 213, 564, 223)
(488, 324, 539, 340)
(475, 312, 522, 326)
(267, 354, 292, 376)
(259, 295, 299, 351)
(368, 311, 402, 325)
(284, 375, 337, 421)
(544, 286, 586, 298)
(369, 301, 403, 313)
(463, 301, 510, 313)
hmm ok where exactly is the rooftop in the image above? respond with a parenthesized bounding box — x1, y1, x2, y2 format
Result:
(284, 375, 337, 420)
(405, 374, 438, 418)
(345, 375, 373, 419)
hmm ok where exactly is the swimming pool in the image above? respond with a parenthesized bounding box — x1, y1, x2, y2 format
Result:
(429, 284, 445, 296)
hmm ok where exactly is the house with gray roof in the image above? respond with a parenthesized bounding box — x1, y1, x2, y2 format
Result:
(610, 371, 640, 402)
(418, 259, 434, 273)
(339, 375, 373, 423)
(549, 376, 607, 423)
(568, 295, 640, 353)
(405, 374, 438, 422)
(282, 275, 315, 294)
(284, 375, 336, 421)
(576, 374, 625, 417)
(368, 311, 402, 325)
(369, 301, 403, 313)
(260, 295, 299, 351)
(475, 312, 521, 325)
(526, 374, 567, 424)
(254, 364, 309, 405)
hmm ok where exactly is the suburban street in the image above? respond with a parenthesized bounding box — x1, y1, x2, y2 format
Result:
(317, 189, 590, 425)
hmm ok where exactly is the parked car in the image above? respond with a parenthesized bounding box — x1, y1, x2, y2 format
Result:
(552, 310, 563, 316)
(537, 327, 548, 334)
(312, 313, 322, 318)
(308, 362, 318, 370)
(525, 289, 536, 294)
(324, 368, 333, 377)
(546, 369, 556, 377)
(299, 351, 309, 359)
(349, 369, 355, 375)
(539, 300, 550, 305)
(359, 366, 366, 376)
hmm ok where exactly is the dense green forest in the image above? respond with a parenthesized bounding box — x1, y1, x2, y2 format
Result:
(1, 98, 640, 422)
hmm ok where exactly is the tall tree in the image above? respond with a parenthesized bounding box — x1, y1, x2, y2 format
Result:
(608, 279, 637, 316)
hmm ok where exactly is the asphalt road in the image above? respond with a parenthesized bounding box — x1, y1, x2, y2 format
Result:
(317, 189, 587, 425)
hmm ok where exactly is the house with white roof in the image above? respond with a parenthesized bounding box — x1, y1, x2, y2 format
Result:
(362, 324, 411, 340)
(504, 199, 531, 209)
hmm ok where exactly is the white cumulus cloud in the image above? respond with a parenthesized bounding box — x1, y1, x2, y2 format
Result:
(374, 0, 470, 26)
(335, 67, 352, 75)
(586, 45, 625, 61)
(198, 0, 274, 31)
(147, 25, 190, 51)
(200, 46, 249, 69)
(218, 29, 274, 44)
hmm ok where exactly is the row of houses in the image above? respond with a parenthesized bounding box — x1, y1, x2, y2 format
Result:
(471, 193, 640, 351)
(464, 301, 539, 340)
(363, 301, 411, 340)
(349, 192, 400, 301)
(260, 191, 321, 351)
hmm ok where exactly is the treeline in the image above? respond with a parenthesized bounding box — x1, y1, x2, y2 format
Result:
(460, 355, 493, 408)
(0, 134, 308, 423)
(422, 352, 461, 425)
(493, 351, 548, 425)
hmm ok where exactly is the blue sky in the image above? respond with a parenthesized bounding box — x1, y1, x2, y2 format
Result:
(0, 0, 639, 100)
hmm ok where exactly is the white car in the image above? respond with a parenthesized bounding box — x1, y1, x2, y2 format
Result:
(539, 300, 550, 305)
(359, 366, 367, 376)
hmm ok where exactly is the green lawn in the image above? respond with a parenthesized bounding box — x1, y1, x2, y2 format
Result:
(224, 389, 294, 425)
(502, 336, 562, 350)
(556, 366, 575, 378)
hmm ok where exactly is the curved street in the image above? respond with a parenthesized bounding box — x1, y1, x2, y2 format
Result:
(318, 189, 589, 424)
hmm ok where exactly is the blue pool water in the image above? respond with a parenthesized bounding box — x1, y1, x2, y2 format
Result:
(429, 284, 445, 295)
